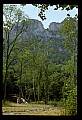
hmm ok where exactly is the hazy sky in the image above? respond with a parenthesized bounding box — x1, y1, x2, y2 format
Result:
(4, 4, 78, 29)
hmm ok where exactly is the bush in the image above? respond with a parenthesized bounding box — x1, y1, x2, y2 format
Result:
(48, 100, 64, 107)
(48, 101, 55, 105)
(2, 100, 12, 107)
(65, 86, 77, 116)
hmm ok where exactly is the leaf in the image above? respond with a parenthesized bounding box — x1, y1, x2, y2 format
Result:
(67, 13, 70, 16)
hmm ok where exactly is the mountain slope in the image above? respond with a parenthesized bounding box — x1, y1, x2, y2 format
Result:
(3, 19, 71, 64)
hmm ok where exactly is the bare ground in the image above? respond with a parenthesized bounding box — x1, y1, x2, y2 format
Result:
(2, 103, 65, 115)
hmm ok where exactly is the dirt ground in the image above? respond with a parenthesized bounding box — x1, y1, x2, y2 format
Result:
(2, 103, 65, 115)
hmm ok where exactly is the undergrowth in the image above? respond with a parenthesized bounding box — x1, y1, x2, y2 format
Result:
(2, 100, 13, 107)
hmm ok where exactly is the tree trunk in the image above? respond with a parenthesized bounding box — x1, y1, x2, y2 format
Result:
(25, 84, 27, 100)
(48, 86, 49, 102)
(37, 67, 42, 104)
(21, 87, 24, 98)
(4, 69, 7, 103)
(19, 87, 21, 104)
(44, 81, 48, 104)
(44, 63, 49, 104)
(3, 31, 9, 103)
(32, 38, 36, 102)
(3, 81, 7, 104)
(38, 77, 40, 103)
(19, 61, 22, 104)
(33, 71, 36, 102)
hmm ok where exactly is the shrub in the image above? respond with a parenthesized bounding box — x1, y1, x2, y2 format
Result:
(2, 100, 12, 107)
(65, 86, 77, 116)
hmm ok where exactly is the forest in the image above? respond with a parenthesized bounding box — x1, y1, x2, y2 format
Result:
(3, 4, 77, 116)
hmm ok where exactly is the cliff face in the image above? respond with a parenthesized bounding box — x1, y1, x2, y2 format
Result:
(3, 19, 62, 40)
(49, 22, 61, 31)
(24, 19, 62, 40)
(3, 19, 71, 64)
(8, 19, 62, 40)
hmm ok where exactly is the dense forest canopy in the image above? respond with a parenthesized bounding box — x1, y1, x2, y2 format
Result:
(3, 4, 77, 116)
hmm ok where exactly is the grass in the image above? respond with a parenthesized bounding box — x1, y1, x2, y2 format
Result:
(2, 100, 64, 107)
(30, 100, 64, 107)
(2, 100, 65, 115)
(30, 101, 45, 104)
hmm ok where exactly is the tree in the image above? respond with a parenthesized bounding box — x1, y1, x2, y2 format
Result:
(57, 17, 77, 85)
(61, 57, 77, 115)
(10, 37, 34, 103)
(40, 39, 55, 104)
(21, 4, 78, 20)
(3, 4, 30, 103)
(57, 17, 78, 115)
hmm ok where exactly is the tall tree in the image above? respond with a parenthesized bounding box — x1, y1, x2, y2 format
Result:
(3, 4, 30, 103)
(57, 17, 78, 115)
(57, 17, 77, 86)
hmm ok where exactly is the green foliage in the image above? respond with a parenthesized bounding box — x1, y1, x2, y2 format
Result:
(65, 86, 77, 115)
(57, 17, 78, 54)
(3, 5, 77, 114)
(62, 68, 77, 115)
(58, 17, 77, 116)
(3, 4, 29, 28)
(3, 4, 30, 103)
(2, 100, 12, 107)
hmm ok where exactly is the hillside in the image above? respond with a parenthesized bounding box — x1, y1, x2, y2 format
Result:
(3, 19, 71, 64)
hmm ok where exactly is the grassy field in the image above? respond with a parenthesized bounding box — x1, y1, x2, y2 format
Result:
(2, 101, 65, 115)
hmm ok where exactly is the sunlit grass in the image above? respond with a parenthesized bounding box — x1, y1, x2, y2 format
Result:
(2, 101, 65, 115)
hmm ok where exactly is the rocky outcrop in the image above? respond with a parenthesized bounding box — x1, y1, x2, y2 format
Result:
(25, 19, 62, 40)
(10, 19, 61, 40)
(3, 19, 62, 40)
(3, 19, 71, 64)
(49, 22, 61, 32)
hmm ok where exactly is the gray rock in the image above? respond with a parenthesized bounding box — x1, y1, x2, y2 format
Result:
(4, 19, 62, 41)
(49, 22, 61, 32)
(3, 19, 73, 64)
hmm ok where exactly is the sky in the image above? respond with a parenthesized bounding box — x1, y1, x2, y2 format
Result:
(4, 4, 78, 29)
(21, 4, 78, 29)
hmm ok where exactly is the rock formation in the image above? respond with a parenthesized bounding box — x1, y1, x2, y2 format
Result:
(5, 19, 62, 40)
(3, 19, 71, 64)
